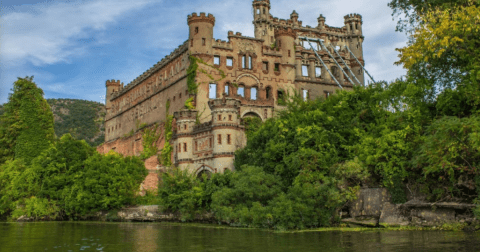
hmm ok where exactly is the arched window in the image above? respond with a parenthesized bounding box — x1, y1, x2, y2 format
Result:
(251, 87, 258, 100)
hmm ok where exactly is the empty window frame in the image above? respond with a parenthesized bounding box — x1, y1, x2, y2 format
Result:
(195, 141, 198, 151)
(224, 85, 229, 95)
(218, 114, 222, 121)
(302, 65, 309, 77)
(202, 38, 206, 46)
(241, 56, 246, 69)
(266, 86, 272, 99)
(209, 83, 217, 99)
(178, 143, 181, 153)
(214, 55, 220, 65)
(228, 115, 232, 121)
(195, 27, 199, 34)
(251, 87, 258, 100)
(238, 86, 245, 97)
(218, 134, 222, 144)
(315, 66, 322, 78)
(183, 143, 187, 152)
(248, 56, 253, 69)
(256, 8, 260, 15)
(227, 134, 231, 144)
(274, 63, 280, 72)
(226, 57, 233, 67)
(325, 91, 331, 98)
(302, 89, 309, 101)
(262, 61, 268, 71)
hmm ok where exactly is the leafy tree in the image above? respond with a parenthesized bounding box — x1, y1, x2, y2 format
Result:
(0, 77, 55, 165)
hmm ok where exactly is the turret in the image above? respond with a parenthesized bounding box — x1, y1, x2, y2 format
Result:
(208, 98, 243, 171)
(275, 27, 296, 66)
(105, 79, 121, 114)
(344, 13, 365, 85)
(290, 10, 299, 26)
(188, 12, 215, 56)
(252, 0, 274, 45)
(317, 14, 326, 30)
(173, 109, 197, 169)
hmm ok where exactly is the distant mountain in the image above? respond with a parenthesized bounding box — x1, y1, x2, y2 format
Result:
(1, 99, 105, 147)
(47, 99, 106, 147)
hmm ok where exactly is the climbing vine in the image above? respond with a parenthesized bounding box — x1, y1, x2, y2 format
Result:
(139, 123, 160, 160)
(159, 100, 173, 166)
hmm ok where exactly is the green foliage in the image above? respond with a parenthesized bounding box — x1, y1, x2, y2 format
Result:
(47, 98, 105, 147)
(0, 77, 55, 165)
(241, 116, 263, 140)
(160, 101, 173, 166)
(140, 123, 160, 160)
(0, 134, 147, 219)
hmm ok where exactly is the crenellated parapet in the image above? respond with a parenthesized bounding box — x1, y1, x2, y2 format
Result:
(187, 12, 215, 26)
(274, 27, 296, 39)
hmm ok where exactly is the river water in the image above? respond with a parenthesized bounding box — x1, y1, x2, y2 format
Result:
(1, 222, 480, 252)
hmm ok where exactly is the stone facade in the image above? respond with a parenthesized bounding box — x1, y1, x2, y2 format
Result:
(97, 0, 366, 188)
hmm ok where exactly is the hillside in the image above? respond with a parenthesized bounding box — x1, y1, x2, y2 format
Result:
(47, 99, 105, 147)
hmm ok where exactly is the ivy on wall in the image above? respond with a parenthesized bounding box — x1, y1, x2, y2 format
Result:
(139, 123, 160, 160)
(159, 100, 173, 166)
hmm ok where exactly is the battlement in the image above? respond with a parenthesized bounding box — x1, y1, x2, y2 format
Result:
(106, 80, 121, 87)
(275, 27, 296, 39)
(213, 39, 233, 50)
(187, 12, 215, 26)
(208, 98, 241, 111)
(344, 13, 362, 22)
(174, 109, 198, 121)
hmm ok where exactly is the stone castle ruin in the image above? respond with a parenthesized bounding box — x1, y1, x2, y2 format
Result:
(97, 0, 366, 190)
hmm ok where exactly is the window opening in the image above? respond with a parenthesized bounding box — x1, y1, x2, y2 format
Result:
(202, 38, 206, 46)
(248, 56, 252, 69)
(315, 67, 322, 78)
(218, 114, 222, 121)
(227, 134, 231, 144)
(195, 27, 199, 34)
(251, 87, 257, 100)
(242, 56, 246, 68)
(226, 57, 233, 67)
(195, 141, 198, 151)
(224, 85, 229, 95)
(263, 61, 268, 71)
(183, 143, 187, 152)
(277, 90, 285, 105)
(274, 63, 280, 72)
(214, 56, 220, 65)
(288, 50, 291, 57)
(302, 89, 309, 101)
(209, 83, 217, 99)
(266, 86, 271, 99)
(238, 86, 245, 97)
(256, 9, 260, 15)
(218, 134, 222, 144)
(229, 115, 232, 121)
(302, 65, 309, 77)
(178, 143, 181, 153)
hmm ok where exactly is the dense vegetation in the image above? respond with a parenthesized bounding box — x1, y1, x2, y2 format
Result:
(154, 1, 480, 230)
(47, 98, 105, 147)
(0, 77, 146, 221)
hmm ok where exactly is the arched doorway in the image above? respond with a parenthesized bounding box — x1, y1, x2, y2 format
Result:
(196, 165, 213, 180)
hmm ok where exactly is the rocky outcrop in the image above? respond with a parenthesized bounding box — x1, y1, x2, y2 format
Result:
(344, 188, 478, 228)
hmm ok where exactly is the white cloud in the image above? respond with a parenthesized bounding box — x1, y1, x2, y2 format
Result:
(0, 0, 155, 66)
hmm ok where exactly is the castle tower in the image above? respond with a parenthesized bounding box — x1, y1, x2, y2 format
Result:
(290, 10, 299, 26)
(275, 27, 296, 74)
(208, 98, 244, 172)
(105, 79, 121, 114)
(188, 12, 215, 56)
(252, 0, 274, 46)
(173, 109, 197, 170)
(344, 13, 365, 85)
(317, 14, 326, 30)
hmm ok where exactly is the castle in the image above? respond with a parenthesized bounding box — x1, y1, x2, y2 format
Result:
(97, 0, 366, 190)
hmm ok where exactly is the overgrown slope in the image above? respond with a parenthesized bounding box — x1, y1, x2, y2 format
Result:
(46, 99, 105, 147)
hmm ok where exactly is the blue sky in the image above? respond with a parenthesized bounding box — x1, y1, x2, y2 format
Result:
(0, 0, 408, 105)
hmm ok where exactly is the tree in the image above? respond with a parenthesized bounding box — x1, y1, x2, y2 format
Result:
(0, 77, 55, 165)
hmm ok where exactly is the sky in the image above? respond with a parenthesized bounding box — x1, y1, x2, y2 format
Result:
(0, 0, 409, 105)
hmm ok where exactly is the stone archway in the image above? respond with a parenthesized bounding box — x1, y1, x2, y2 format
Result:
(195, 165, 214, 180)
(241, 111, 263, 121)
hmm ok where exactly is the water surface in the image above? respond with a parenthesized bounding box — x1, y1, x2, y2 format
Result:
(1, 222, 479, 252)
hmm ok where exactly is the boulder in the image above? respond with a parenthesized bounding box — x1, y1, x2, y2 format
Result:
(379, 202, 409, 227)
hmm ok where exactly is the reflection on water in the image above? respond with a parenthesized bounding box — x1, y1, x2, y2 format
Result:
(0, 222, 479, 252)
